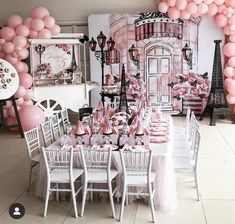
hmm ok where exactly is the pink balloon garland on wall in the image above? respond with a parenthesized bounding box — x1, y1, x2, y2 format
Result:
(157, 0, 235, 110)
(0, 6, 60, 131)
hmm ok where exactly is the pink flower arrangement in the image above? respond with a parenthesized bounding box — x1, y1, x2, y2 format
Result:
(55, 44, 70, 54)
(168, 72, 210, 100)
(36, 63, 52, 74)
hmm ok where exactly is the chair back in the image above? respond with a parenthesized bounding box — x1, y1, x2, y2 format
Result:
(41, 121, 54, 147)
(61, 109, 70, 133)
(192, 129, 201, 167)
(185, 107, 191, 136)
(24, 126, 41, 160)
(80, 146, 112, 178)
(188, 111, 197, 141)
(119, 148, 152, 182)
(51, 114, 61, 140)
(42, 146, 73, 182)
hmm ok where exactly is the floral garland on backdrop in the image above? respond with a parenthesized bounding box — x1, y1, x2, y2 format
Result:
(168, 72, 210, 100)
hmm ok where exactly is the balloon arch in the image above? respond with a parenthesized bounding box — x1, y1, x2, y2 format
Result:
(0, 6, 61, 131)
(157, 0, 235, 112)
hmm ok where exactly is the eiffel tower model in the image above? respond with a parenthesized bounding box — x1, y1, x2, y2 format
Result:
(119, 64, 130, 114)
(200, 40, 234, 126)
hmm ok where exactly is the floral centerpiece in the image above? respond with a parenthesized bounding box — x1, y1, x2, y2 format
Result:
(168, 72, 210, 100)
(36, 63, 52, 75)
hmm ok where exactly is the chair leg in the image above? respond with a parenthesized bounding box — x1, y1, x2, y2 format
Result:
(80, 181, 88, 217)
(148, 182, 156, 223)
(195, 172, 199, 201)
(71, 182, 78, 218)
(119, 185, 126, 222)
(108, 181, 116, 219)
(125, 186, 128, 206)
(90, 183, 93, 202)
(56, 183, 59, 202)
(43, 189, 50, 217)
(27, 165, 33, 192)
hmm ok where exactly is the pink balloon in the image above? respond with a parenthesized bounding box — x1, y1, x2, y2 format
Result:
(223, 42, 235, 57)
(228, 57, 235, 67)
(2, 42, 15, 54)
(43, 16, 55, 29)
(206, 4, 218, 16)
(186, 2, 198, 14)
(166, 0, 176, 7)
(50, 24, 61, 35)
(214, 14, 228, 27)
(19, 73, 33, 88)
(13, 36, 27, 48)
(192, 12, 201, 18)
(197, 3, 208, 14)
(224, 66, 234, 77)
(225, 0, 235, 8)
(38, 29, 51, 39)
(214, 0, 225, 5)
(19, 105, 45, 131)
(204, 0, 213, 4)
(14, 86, 26, 98)
(176, 0, 187, 10)
(21, 100, 33, 107)
(180, 10, 191, 19)
(15, 24, 30, 37)
(227, 80, 235, 95)
(158, 2, 169, 13)
(16, 97, 24, 106)
(229, 15, 235, 26)
(29, 29, 38, 38)
(31, 18, 44, 31)
(23, 17, 32, 28)
(193, 0, 203, 4)
(22, 63, 29, 73)
(17, 48, 29, 60)
(230, 34, 235, 42)
(217, 4, 226, 13)
(223, 25, 233, 35)
(5, 54, 18, 65)
(168, 7, 180, 20)
(224, 77, 233, 86)
(0, 38, 5, 45)
(31, 6, 50, 19)
(226, 94, 235, 104)
(23, 89, 34, 101)
(0, 27, 16, 41)
(7, 15, 23, 28)
(14, 61, 25, 73)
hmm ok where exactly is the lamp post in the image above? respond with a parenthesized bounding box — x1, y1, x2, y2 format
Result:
(128, 44, 140, 70)
(182, 43, 193, 70)
(89, 31, 115, 87)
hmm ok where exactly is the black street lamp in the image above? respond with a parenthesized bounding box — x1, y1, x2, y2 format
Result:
(182, 43, 193, 70)
(128, 44, 140, 70)
(89, 31, 115, 87)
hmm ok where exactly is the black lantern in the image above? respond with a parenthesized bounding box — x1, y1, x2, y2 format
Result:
(89, 31, 116, 87)
(128, 44, 140, 70)
(182, 43, 193, 70)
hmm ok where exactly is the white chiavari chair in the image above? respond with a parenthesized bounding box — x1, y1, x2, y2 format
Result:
(60, 108, 70, 134)
(174, 129, 201, 201)
(24, 126, 41, 191)
(174, 107, 191, 136)
(42, 146, 83, 217)
(79, 146, 118, 218)
(41, 121, 54, 147)
(51, 114, 62, 140)
(119, 148, 156, 223)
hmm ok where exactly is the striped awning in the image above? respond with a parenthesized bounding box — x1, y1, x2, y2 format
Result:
(134, 12, 184, 41)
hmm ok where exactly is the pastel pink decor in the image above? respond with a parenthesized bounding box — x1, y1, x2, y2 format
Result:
(6, 15, 23, 28)
(19, 105, 45, 131)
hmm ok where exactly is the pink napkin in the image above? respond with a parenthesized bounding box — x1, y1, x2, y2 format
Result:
(150, 123, 168, 128)
(150, 131, 168, 136)
(149, 127, 169, 132)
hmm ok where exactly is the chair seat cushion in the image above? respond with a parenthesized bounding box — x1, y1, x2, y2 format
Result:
(50, 168, 83, 183)
(125, 171, 156, 186)
(87, 169, 118, 183)
(32, 154, 41, 163)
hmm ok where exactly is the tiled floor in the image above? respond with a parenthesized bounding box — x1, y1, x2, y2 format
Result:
(1, 116, 235, 224)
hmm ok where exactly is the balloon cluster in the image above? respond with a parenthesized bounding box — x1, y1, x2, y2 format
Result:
(157, 0, 235, 110)
(0, 6, 60, 131)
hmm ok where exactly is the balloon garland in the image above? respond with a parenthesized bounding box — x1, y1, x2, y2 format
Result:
(0, 6, 60, 131)
(157, 0, 235, 111)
